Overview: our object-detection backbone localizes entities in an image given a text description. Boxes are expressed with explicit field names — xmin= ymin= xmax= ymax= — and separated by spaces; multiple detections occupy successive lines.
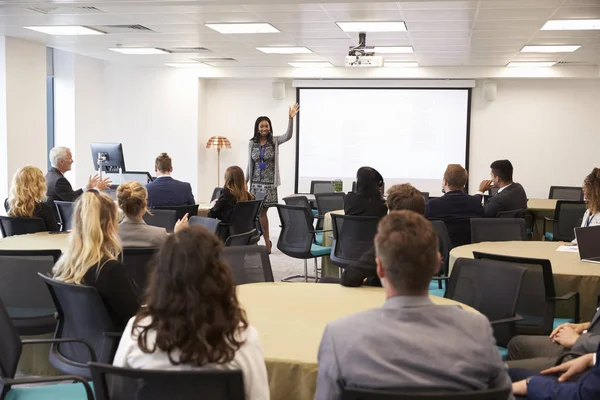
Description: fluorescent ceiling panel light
xmin=336 ymin=22 xmax=407 ymax=32
xmin=24 ymin=25 xmax=104 ymax=35
xmin=256 ymin=46 xmax=312 ymax=54
xmin=507 ymin=61 xmax=556 ymax=67
xmin=542 ymin=19 xmax=600 ymax=31
xmin=205 ymin=23 xmax=279 ymax=34
xmin=288 ymin=62 xmax=334 ymax=68
xmin=165 ymin=62 xmax=211 ymax=68
xmin=109 ymin=47 xmax=168 ymax=55
xmin=521 ymin=45 xmax=580 ymax=53
xmin=374 ymin=46 xmax=413 ymax=54
xmin=385 ymin=62 xmax=419 ymax=68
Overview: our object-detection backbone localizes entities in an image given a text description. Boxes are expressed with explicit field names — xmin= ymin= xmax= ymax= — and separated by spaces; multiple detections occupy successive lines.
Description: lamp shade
xmin=206 ymin=136 xmax=232 ymax=149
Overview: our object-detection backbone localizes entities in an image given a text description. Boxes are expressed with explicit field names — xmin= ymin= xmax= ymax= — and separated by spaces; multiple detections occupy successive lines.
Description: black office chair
xmin=189 ymin=216 xmax=221 ymax=234
xmin=314 ymin=192 xmax=345 ymax=230
xmin=90 ymin=363 xmax=244 ymax=400
xmin=222 ymin=200 xmax=263 ymax=245
xmin=0 ymin=249 xmax=60 ymax=336
xmin=310 ymin=180 xmax=335 ymax=194
xmin=121 ymin=247 xmax=158 ymax=299
xmin=222 ymin=245 xmax=274 ymax=284
xmin=224 ymin=229 xmax=256 ymax=247
xmin=0 ymin=216 xmax=46 ymax=237
xmin=330 ymin=214 xmax=379 ymax=269
xmin=543 ymin=200 xmax=587 ymax=242
xmin=38 ymin=274 xmax=121 ymax=379
xmin=153 ymin=204 xmax=199 ymax=222
xmin=473 ymin=252 xmax=580 ymax=335
xmin=430 ymin=221 xmax=452 ymax=291
xmin=436 ymin=218 xmax=471 ymax=248
xmin=210 ymin=187 xmax=224 ymax=202
xmin=342 ymin=387 xmax=511 ymax=400
xmin=421 ymin=191 xmax=430 ymax=203
xmin=0 ymin=297 xmax=95 ymax=400
xmin=470 ymin=218 xmax=527 ymax=243
xmin=55 ymin=201 xmax=74 ymax=231
xmin=143 ymin=209 xmax=177 ymax=233
xmin=352 ymin=181 xmax=385 ymax=194
xmin=549 ymin=186 xmax=584 ymax=201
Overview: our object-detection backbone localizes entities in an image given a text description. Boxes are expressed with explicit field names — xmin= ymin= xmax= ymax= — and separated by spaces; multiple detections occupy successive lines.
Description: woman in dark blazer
xmin=344 ymin=167 xmax=387 ymax=218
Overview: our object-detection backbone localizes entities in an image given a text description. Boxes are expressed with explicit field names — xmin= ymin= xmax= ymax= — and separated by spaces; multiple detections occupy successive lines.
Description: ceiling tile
xmin=561 ymin=0 xmax=600 ymax=5
xmin=552 ymin=7 xmax=600 ymax=19
xmin=478 ymin=0 xmax=562 ymax=7
xmin=471 ymin=38 xmax=529 ymax=47
xmin=403 ymin=9 xmax=476 ymax=21
xmin=409 ymin=30 xmax=471 ymax=39
xmin=326 ymin=10 xmax=403 ymax=22
xmin=187 ymin=12 xmax=263 ymax=23
xmin=254 ymin=11 xmax=332 ymax=23
xmin=321 ymin=3 xmax=399 ymax=11
xmin=295 ymin=38 xmax=355 ymax=47
xmin=406 ymin=21 xmax=473 ymax=31
xmin=471 ymin=29 xmax=536 ymax=39
xmin=399 ymin=2 xmax=477 ymax=10
xmin=476 ymin=8 xmax=556 ymax=21
xmin=272 ymin=22 xmax=341 ymax=32
xmin=290 ymin=30 xmax=350 ymax=39
xmin=526 ymin=37 xmax=592 ymax=45
xmin=244 ymin=4 xmax=323 ymax=12
xmin=473 ymin=20 xmax=545 ymax=30
xmin=413 ymin=45 xmax=469 ymax=53
xmin=410 ymin=37 xmax=471 ymax=46
xmin=346 ymin=32 xmax=409 ymax=41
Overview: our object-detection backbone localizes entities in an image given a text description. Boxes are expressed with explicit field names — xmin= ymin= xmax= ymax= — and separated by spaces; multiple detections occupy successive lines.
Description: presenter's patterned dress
xmin=250 ymin=142 xmax=277 ymax=207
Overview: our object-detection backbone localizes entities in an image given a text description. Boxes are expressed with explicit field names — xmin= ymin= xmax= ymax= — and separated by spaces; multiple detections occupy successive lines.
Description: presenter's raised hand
xmin=96 ymin=177 xmax=112 ymax=191
xmin=289 ymin=103 xmax=299 ymax=120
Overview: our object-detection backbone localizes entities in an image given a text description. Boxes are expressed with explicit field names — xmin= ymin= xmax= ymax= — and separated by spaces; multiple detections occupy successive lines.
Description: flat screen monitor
xmin=90 ymin=142 xmax=126 ymax=173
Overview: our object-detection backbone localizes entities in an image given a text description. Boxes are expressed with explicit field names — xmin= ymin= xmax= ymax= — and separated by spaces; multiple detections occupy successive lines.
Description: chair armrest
xmin=543 ymin=217 xmax=555 ymax=235
xmin=550 ymin=292 xmax=580 ymax=323
xmin=490 ymin=315 xmax=524 ymax=326
xmin=431 ymin=276 xmax=449 ymax=281
xmin=1 ymin=376 xmax=94 ymax=399
xmin=309 ymin=229 xmax=333 ymax=234
xmin=219 ymin=222 xmax=232 ymax=227
xmin=22 ymin=338 xmax=97 ymax=362
xmin=103 ymin=331 xmax=123 ymax=338
xmin=556 ymin=352 xmax=585 ymax=365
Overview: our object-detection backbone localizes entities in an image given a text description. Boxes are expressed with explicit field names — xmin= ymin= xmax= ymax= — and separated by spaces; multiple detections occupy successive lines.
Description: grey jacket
xmin=118 ymin=217 xmax=167 ymax=248
xmin=315 ymin=296 xmax=513 ymax=400
xmin=573 ymin=306 xmax=600 ymax=354
xmin=246 ymin=119 xmax=293 ymax=188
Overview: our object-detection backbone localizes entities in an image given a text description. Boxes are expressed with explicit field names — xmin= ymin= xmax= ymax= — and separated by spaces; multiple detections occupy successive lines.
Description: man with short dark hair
xmin=315 ymin=211 xmax=513 ymax=399
xmin=145 ymin=153 xmax=195 ymax=207
xmin=476 ymin=159 xmax=527 ymax=217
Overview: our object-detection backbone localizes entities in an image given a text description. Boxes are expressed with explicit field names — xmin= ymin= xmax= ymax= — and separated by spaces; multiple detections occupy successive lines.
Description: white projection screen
xmin=296 ymin=88 xmax=471 ymax=196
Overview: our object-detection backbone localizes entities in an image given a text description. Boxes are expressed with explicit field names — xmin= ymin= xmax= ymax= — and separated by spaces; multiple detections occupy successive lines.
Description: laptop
xmin=575 ymin=225 xmax=600 ymax=263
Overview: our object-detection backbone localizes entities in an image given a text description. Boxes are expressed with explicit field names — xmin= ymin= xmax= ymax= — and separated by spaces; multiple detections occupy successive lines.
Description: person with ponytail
xmin=580 ymin=168 xmax=600 ymax=229
xmin=52 ymin=190 xmax=139 ymax=329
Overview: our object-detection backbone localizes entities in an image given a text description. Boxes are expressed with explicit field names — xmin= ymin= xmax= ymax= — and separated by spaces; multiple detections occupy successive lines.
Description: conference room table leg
xmin=320 ymin=212 xmax=341 ymax=278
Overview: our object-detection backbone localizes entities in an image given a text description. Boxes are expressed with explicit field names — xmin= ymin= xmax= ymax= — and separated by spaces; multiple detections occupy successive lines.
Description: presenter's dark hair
xmin=490 ymin=159 xmax=514 ymax=183
xmin=252 ymin=116 xmax=273 ymax=143
xmin=356 ymin=167 xmax=384 ymax=199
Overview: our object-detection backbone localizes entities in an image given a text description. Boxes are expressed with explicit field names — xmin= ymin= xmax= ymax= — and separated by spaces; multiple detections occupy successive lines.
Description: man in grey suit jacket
xmin=474 ymin=159 xmax=528 ymax=218
xmin=315 ymin=211 xmax=513 ymax=399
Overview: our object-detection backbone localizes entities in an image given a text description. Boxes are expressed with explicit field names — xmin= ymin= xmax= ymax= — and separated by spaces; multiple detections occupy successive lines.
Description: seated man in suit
xmin=315 ymin=211 xmax=513 ymax=399
xmin=340 ymin=183 xmax=425 ymax=287
xmin=476 ymin=159 xmax=528 ymax=218
xmin=145 ymin=153 xmax=195 ymax=207
xmin=46 ymin=146 xmax=110 ymax=203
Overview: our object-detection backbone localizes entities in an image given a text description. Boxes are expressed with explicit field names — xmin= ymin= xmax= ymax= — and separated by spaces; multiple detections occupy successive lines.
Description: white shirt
xmin=113 ymin=316 xmax=270 ymax=400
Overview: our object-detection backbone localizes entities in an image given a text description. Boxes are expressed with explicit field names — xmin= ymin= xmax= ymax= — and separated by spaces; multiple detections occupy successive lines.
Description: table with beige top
xmin=449 ymin=241 xmax=600 ymax=321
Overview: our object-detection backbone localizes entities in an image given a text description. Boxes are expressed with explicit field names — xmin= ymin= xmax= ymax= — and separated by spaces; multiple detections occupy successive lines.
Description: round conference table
xmin=449 ymin=241 xmax=600 ymax=320
xmin=236 ymin=282 xmax=476 ymax=400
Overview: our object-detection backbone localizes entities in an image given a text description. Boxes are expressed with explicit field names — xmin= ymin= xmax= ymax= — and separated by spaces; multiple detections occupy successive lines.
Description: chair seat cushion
xmin=545 ymin=232 xmax=554 ymax=241
xmin=7 ymin=307 xmax=55 ymax=319
xmin=310 ymin=244 xmax=331 ymax=257
xmin=314 ymin=232 xmax=323 ymax=245
xmin=6 ymin=382 xmax=93 ymax=400
xmin=497 ymin=347 xmax=508 ymax=360
xmin=553 ymin=318 xmax=575 ymax=330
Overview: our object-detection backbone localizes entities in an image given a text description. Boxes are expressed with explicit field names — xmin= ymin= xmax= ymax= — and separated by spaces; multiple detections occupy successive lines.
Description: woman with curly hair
xmin=5 ymin=165 xmax=58 ymax=231
xmin=580 ymin=167 xmax=600 ymax=228
xmin=113 ymin=226 xmax=269 ymax=399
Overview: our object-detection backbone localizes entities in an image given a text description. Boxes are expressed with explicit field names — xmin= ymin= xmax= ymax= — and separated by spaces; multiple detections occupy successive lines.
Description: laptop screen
xmin=575 ymin=225 xmax=600 ymax=260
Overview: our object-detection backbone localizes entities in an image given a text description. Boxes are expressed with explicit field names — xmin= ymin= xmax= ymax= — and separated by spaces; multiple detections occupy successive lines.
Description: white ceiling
xmin=0 ymin=0 xmax=599 ymax=69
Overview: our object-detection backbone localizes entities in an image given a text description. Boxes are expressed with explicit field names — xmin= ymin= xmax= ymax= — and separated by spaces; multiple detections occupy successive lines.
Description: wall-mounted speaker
xmin=482 ymin=81 xmax=497 ymax=102
xmin=272 ymin=81 xmax=286 ymax=100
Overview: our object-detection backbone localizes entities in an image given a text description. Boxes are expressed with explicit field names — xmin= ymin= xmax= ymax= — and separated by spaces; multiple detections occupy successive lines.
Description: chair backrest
xmin=330 ymin=214 xmax=379 ymax=267
xmin=446 ymin=258 xmax=526 ymax=347
xmin=470 ymin=218 xmax=527 ymax=243
xmin=341 ymin=387 xmax=511 ymax=400
xmin=473 ymin=252 xmax=557 ymax=335
xmin=228 ymin=200 xmax=263 ymax=237
xmin=0 ymin=297 xmax=24 ymax=383
xmin=276 ymin=204 xmax=314 ymax=258
xmin=210 ymin=187 xmax=224 ymax=202
xmin=283 ymin=195 xmax=312 ymax=213
xmin=429 ymin=221 xmax=452 ymax=277
xmin=314 ymin=193 xmax=345 ymax=216
xmin=549 ymin=186 xmax=584 ymax=201
xmin=153 ymin=204 xmax=199 ymax=222
xmin=496 ymin=209 xmax=525 ymax=218
xmin=90 ymin=362 xmax=245 ymax=400
xmin=224 ymin=229 xmax=256 ymax=247
xmin=0 ymin=216 xmax=46 ymax=237
xmin=55 ymin=201 xmax=74 ymax=231
xmin=221 ymin=245 xmax=274 ymax=284
xmin=122 ymin=247 xmax=158 ymax=299
xmin=38 ymin=274 xmax=117 ymax=378
xmin=0 ymin=249 xmax=60 ymax=336
xmin=421 ymin=192 xmax=430 ymax=203
xmin=310 ymin=180 xmax=335 ymax=194
xmin=189 ymin=216 xmax=221 ymax=234
xmin=436 ymin=218 xmax=471 ymax=248
xmin=553 ymin=200 xmax=587 ymax=242
xmin=143 ymin=209 xmax=177 ymax=233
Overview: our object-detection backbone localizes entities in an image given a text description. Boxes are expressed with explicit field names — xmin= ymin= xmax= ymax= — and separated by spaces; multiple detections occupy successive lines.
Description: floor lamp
xmin=206 ymin=136 xmax=231 ymax=186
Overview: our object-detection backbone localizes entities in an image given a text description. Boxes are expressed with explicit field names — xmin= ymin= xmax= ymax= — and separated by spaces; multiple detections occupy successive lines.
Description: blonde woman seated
xmin=53 ymin=191 xmax=139 ymax=329
xmin=113 ymin=226 xmax=269 ymax=400
xmin=4 ymin=165 xmax=59 ymax=231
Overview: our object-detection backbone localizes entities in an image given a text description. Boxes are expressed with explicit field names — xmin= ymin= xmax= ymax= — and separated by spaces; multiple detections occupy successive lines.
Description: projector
xmin=345 ymin=55 xmax=384 ymax=68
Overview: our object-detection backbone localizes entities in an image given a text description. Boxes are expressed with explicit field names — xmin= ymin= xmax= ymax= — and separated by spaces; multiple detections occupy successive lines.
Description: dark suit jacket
xmin=3 ymin=199 xmax=59 ymax=232
xmin=426 ymin=190 xmax=484 ymax=220
xmin=45 ymin=167 xmax=82 ymax=202
xmin=340 ymin=246 xmax=381 ymax=287
xmin=344 ymin=192 xmax=387 ymax=218
xmin=474 ymin=183 xmax=528 ymax=218
xmin=145 ymin=176 xmax=195 ymax=208
xmin=207 ymin=188 xmax=236 ymax=223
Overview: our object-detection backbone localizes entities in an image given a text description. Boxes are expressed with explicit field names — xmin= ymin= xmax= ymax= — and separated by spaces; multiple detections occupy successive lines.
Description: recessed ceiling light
xmin=165 ymin=62 xmax=211 ymax=68
xmin=109 ymin=47 xmax=169 ymax=55
xmin=374 ymin=46 xmax=413 ymax=54
xmin=288 ymin=62 xmax=334 ymax=68
xmin=385 ymin=62 xmax=419 ymax=68
xmin=336 ymin=22 xmax=407 ymax=33
xmin=507 ymin=61 xmax=556 ymax=67
xmin=256 ymin=47 xmax=312 ymax=54
xmin=24 ymin=25 xmax=104 ymax=35
xmin=542 ymin=19 xmax=600 ymax=31
xmin=521 ymin=45 xmax=580 ymax=53
xmin=205 ymin=23 xmax=280 ymax=34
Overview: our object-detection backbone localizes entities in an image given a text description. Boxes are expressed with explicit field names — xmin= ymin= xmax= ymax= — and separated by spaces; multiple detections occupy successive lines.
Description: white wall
xmin=469 ymin=79 xmax=600 ymax=198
